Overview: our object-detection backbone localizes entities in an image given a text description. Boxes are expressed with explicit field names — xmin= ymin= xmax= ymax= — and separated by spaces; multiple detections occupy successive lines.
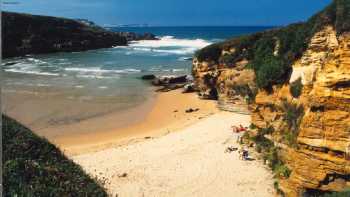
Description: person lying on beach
xmin=225 ymin=146 xmax=238 ymax=153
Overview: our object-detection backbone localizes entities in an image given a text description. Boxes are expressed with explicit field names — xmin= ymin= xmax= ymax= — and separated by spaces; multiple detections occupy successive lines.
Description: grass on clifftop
xmin=3 ymin=115 xmax=107 ymax=197
xmin=195 ymin=0 xmax=350 ymax=90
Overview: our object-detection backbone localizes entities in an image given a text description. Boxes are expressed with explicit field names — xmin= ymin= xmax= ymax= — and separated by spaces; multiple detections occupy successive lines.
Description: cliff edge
xmin=2 ymin=12 xmax=128 ymax=58
xmin=192 ymin=0 xmax=350 ymax=196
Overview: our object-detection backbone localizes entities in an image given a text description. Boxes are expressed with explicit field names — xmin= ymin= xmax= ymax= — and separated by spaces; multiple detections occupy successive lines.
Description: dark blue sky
xmin=3 ymin=0 xmax=332 ymax=26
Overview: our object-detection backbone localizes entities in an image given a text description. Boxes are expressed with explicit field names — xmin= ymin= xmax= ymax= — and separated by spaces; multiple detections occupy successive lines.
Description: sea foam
xmin=127 ymin=36 xmax=212 ymax=55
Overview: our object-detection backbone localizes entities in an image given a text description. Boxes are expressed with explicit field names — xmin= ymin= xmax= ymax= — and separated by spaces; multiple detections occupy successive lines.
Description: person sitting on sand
xmin=239 ymin=124 xmax=247 ymax=132
xmin=243 ymin=149 xmax=249 ymax=160
xmin=225 ymin=146 xmax=238 ymax=153
xmin=239 ymin=147 xmax=249 ymax=160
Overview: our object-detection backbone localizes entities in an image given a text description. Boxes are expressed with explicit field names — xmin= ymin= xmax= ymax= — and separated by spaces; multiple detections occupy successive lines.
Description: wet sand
xmin=3 ymin=88 xmax=218 ymax=156
xmin=56 ymin=89 xmax=218 ymax=156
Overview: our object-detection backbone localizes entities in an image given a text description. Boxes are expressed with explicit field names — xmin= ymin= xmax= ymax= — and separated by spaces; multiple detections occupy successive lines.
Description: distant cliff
xmin=192 ymin=0 xmax=350 ymax=196
xmin=2 ymin=12 xmax=128 ymax=58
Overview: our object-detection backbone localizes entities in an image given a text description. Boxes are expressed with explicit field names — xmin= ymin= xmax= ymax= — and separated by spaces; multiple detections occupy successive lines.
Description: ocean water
xmin=2 ymin=26 xmax=272 ymax=110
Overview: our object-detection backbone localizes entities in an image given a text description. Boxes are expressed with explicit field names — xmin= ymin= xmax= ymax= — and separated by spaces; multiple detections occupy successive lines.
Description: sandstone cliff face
xmin=192 ymin=58 xmax=255 ymax=113
xmin=253 ymin=26 xmax=350 ymax=196
xmin=192 ymin=2 xmax=350 ymax=196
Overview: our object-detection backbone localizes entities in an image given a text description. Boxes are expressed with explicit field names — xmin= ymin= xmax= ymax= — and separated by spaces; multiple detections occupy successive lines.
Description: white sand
xmin=72 ymin=112 xmax=274 ymax=197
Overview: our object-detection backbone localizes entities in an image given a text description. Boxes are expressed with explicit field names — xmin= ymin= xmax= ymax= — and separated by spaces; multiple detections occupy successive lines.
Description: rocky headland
xmin=2 ymin=12 xmax=157 ymax=58
xmin=192 ymin=0 xmax=350 ymax=196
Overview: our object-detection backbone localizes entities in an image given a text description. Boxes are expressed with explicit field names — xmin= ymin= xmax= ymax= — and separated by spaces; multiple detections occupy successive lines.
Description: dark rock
xmin=185 ymin=108 xmax=199 ymax=113
xmin=141 ymin=74 xmax=156 ymax=80
xmin=118 ymin=173 xmax=128 ymax=178
xmin=149 ymin=75 xmax=193 ymax=92
xmin=185 ymin=108 xmax=195 ymax=113
xmin=168 ymin=75 xmax=188 ymax=84
xmin=156 ymin=84 xmax=185 ymax=92
xmin=151 ymin=75 xmax=188 ymax=86
xmin=151 ymin=78 xmax=162 ymax=86
xmin=199 ymin=88 xmax=218 ymax=100
xmin=116 ymin=32 xmax=158 ymax=41
xmin=2 ymin=12 xmax=128 ymax=58
xmin=182 ymin=83 xmax=196 ymax=93
xmin=140 ymin=32 xmax=158 ymax=40
xmin=2 ymin=61 xmax=18 ymax=66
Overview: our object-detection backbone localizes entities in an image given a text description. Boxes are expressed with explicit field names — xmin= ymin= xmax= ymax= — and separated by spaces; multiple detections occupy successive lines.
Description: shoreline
xmin=55 ymin=89 xmax=218 ymax=156
xmin=3 ymin=88 xmax=218 ymax=156
xmin=4 ymin=86 xmax=275 ymax=196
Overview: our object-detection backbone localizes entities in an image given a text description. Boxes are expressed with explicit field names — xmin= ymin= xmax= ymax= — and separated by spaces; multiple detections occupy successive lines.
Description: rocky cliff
xmin=192 ymin=0 xmax=350 ymax=196
xmin=2 ymin=12 xmax=129 ymax=58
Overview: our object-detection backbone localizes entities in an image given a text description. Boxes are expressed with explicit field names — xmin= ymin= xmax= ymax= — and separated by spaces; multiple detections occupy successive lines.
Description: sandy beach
xmin=4 ymin=87 xmax=275 ymax=196
xmin=56 ymin=89 xmax=218 ymax=155
xmin=73 ymin=111 xmax=274 ymax=197
xmin=3 ymin=88 xmax=218 ymax=155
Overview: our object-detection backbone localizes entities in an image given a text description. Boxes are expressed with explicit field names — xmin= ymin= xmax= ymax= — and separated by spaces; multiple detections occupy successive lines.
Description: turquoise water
xmin=3 ymin=26 xmax=272 ymax=109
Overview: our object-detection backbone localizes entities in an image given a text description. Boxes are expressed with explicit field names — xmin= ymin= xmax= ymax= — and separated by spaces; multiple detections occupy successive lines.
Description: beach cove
xmin=2 ymin=25 xmax=277 ymax=196
xmin=70 ymin=90 xmax=275 ymax=197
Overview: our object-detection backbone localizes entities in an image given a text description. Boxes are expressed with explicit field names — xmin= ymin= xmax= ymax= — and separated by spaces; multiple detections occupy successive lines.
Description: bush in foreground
xmin=3 ymin=115 xmax=107 ymax=197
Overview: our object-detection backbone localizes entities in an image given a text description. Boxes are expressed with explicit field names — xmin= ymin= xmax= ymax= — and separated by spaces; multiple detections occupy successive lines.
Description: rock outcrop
xmin=148 ymin=75 xmax=193 ymax=92
xmin=192 ymin=0 xmax=350 ymax=196
xmin=2 ymin=12 xmax=156 ymax=58
xmin=116 ymin=32 xmax=158 ymax=41
xmin=2 ymin=12 xmax=128 ymax=58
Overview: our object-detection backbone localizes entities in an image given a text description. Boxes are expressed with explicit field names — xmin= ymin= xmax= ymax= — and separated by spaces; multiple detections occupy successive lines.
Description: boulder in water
xmin=141 ymin=74 xmax=156 ymax=80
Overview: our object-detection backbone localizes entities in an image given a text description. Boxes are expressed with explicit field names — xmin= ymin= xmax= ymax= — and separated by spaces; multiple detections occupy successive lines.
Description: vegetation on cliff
xmin=195 ymin=0 xmax=350 ymax=90
xmin=2 ymin=12 xmax=128 ymax=58
xmin=193 ymin=0 xmax=350 ymax=195
xmin=3 ymin=115 xmax=107 ymax=196
xmin=289 ymin=78 xmax=303 ymax=98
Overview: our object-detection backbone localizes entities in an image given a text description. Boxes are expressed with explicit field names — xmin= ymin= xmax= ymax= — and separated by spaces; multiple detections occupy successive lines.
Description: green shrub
xmin=249 ymin=123 xmax=257 ymax=130
xmin=252 ymin=133 xmax=274 ymax=151
xmin=220 ymin=54 xmax=236 ymax=66
xmin=264 ymin=146 xmax=280 ymax=169
xmin=195 ymin=0 xmax=350 ymax=91
xmin=3 ymin=115 xmax=107 ymax=196
xmin=259 ymin=126 xmax=275 ymax=135
xmin=195 ymin=43 xmax=222 ymax=62
xmin=283 ymin=130 xmax=299 ymax=148
xmin=274 ymin=164 xmax=292 ymax=179
xmin=322 ymin=188 xmax=350 ymax=197
xmin=232 ymin=84 xmax=257 ymax=104
xmin=290 ymin=78 xmax=303 ymax=98
xmin=281 ymin=99 xmax=304 ymax=132
xmin=274 ymin=181 xmax=285 ymax=196
xmin=280 ymin=100 xmax=304 ymax=148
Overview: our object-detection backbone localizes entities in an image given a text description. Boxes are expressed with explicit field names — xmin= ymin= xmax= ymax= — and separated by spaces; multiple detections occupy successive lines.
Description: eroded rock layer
xmin=192 ymin=1 xmax=350 ymax=196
